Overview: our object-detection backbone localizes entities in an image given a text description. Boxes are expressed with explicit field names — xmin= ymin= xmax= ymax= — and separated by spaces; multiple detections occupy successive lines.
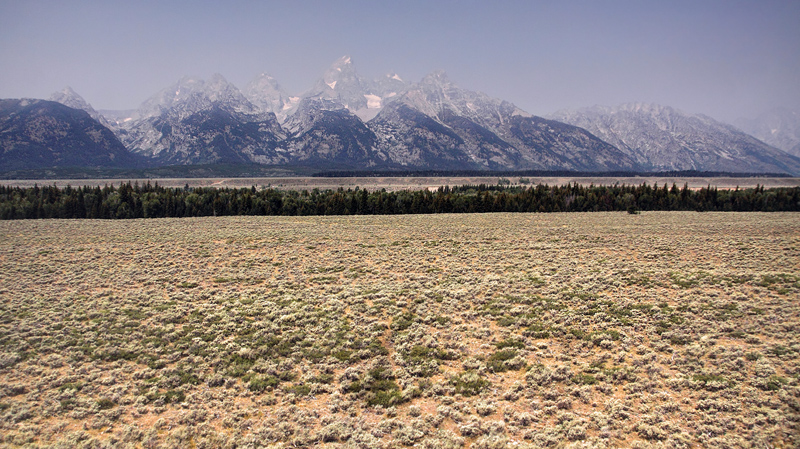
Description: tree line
xmin=0 ymin=182 xmax=798 ymax=220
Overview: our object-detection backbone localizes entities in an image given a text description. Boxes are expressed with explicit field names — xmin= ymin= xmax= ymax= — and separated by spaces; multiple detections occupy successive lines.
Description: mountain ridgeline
xmin=2 ymin=56 xmax=800 ymax=175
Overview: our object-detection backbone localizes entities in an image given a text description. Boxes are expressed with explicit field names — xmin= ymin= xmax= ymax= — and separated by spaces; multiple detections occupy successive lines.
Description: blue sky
xmin=1 ymin=0 xmax=798 ymax=122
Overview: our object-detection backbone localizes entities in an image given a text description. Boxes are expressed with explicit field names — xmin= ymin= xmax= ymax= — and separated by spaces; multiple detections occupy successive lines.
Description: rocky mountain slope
xmin=734 ymin=108 xmax=800 ymax=158
xmin=6 ymin=57 xmax=799 ymax=174
xmin=242 ymin=73 xmax=300 ymax=123
xmin=300 ymin=56 xmax=408 ymax=122
xmin=550 ymin=104 xmax=800 ymax=174
xmin=0 ymin=99 xmax=142 ymax=170
xmin=280 ymin=98 xmax=382 ymax=168
xmin=49 ymin=87 xmax=111 ymax=127
xmin=111 ymin=74 xmax=287 ymax=165
xmin=369 ymin=71 xmax=637 ymax=170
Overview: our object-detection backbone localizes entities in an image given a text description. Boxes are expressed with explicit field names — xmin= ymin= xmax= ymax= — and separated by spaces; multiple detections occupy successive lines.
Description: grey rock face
xmin=114 ymin=74 xmax=287 ymax=165
xmin=734 ymin=108 xmax=800 ymax=158
xmin=0 ymin=99 xmax=141 ymax=170
xmin=281 ymin=98 xmax=381 ymax=168
xmin=243 ymin=73 xmax=300 ymax=123
xmin=368 ymin=71 xmax=637 ymax=170
xmin=302 ymin=56 xmax=410 ymax=122
xmin=550 ymin=104 xmax=800 ymax=175
xmin=26 ymin=57 xmax=796 ymax=173
xmin=49 ymin=87 xmax=111 ymax=128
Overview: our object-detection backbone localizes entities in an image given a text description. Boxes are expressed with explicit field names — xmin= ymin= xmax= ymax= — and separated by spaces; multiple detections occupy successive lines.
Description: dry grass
xmin=0 ymin=212 xmax=798 ymax=448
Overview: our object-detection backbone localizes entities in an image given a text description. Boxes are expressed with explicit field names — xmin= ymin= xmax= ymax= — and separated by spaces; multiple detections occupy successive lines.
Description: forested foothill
xmin=1 ymin=182 xmax=798 ymax=220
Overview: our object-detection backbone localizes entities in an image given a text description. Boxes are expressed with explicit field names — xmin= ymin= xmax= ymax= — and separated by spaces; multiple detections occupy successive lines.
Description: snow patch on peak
xmin=364 ymin=94 xmax=381 ymax=109
xmin=391 ymin=74 xmax=402 ymax=82
xmin=326 ymin=80 xmax=337 ymax=90
xmin=331 ymin=55 xmax=352 ymax=67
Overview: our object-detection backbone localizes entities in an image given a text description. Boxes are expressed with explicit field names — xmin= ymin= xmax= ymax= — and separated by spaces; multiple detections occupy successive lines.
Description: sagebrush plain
xmin=1 ymin=212 xmax=798 ymax=448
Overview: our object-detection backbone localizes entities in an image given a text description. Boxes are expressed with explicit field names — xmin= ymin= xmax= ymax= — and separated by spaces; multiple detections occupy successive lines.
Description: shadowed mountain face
xmin=49 ymin=87 xmax=111 ymax=127
xmin=90 ymin=64 xmax=638 ymax=171
xmin=10 ymin=57 xmax=800 ymax=174
xmin=110 ymin=75 xmax=288 ymax=165
xmin=0 ymin=99 xmax=143 ymax=170
xmin=280 ymin=98 xmax=382 ymax=168
xmin=368 ymin=71 xmax=638 ymax=171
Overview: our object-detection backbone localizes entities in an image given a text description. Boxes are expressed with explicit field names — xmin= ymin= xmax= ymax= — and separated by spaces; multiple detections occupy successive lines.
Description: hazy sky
xmin=1 ymin=0 xmax=798 ymax=123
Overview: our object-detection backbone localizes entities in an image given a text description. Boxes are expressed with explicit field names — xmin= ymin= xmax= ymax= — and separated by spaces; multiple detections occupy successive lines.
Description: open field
xmin=1 ymin=212 xmax=799 ymax=448
xmin=2 ymin=176 xmax=799 ymax=191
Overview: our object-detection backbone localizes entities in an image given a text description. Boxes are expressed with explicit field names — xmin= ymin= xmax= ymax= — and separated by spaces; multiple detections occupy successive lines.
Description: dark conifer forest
xmin=0 ymin=182 xmax=798 ymax=220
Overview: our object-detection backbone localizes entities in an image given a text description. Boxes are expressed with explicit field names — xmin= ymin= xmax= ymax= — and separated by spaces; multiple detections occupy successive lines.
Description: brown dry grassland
xmin=0 ymin=212 xmax=798 ymax=448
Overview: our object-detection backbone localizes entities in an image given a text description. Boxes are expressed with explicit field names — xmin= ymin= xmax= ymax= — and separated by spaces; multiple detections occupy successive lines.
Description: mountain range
xmin=549 ymin=104 xmax=800 ymax=175
xmin=734 ymin=108 xmax=800 ymax=159
xmin=2 ymin=56 xmax=800 ymax=175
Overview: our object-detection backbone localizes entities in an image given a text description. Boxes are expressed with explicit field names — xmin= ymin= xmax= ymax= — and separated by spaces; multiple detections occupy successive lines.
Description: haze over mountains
xmin=2 ymin=56 xmax=800 ymax=175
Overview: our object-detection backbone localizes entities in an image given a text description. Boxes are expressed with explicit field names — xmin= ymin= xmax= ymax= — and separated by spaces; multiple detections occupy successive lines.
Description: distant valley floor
xmin=3 ymin=176 xmax=799 ymax=191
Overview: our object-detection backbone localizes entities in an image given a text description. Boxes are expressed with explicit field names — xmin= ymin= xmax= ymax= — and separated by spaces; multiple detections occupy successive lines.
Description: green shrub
xmin=762 ymin=375 xmax=787 ymax=391
xmin=248 ymin=375 xmax=279 ymax=392
xmin=391 ymin=311 xmax=416 ymax=331
xmin=450 ymin=371 xmax=490 ymax=396
xmin=96 ymin=398 xmax=115 ymax=410
xmin=487 ymin=349 xmax=520 ymax=372
xmin=573 ymin=373 xmax=598 ymax=385
xmin=288 ymin=384 xmax=312 ymax=396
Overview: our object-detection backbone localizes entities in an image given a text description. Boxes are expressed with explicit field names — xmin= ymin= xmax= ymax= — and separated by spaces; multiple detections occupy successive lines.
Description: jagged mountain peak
xmin=302 ymin=55 xmax=408 ymax=122
xmin=394 ymin=70 xmax=529 ymax=125
xmin=618 ymin=102 xmax=675 ymax=114
xmin=330 ymin=55 xmax=353 ymax=69
xmin=549 ymin=103 xmax=800 ymax=174
xmin=243 ymin=73 xmax=299 ymax=122
xmin=323 ymin=55 xmax=354 ymax=78
xmin=0 ymin=98 xmax=141 ymax=170
xmin=27 ymin=58 xmax=798 ymax=174
xmin=567 ymin=102 xmax=679 ymax=117
xmin=49 ymin=86 xmax=108 ymax=126
xmin=49 ymin=86 xmax=83 ymax=104
xmin=282 ymin=97 xmax=348 ymax=134
xmin=205 ymin=73 xmax=234 ymax=93
xmin=250 ymin=72 xmax=278 ymax=84
xmin=318 ymin=55 xmax=360 ymax=90
xmin=421 ymin=70 xmax=452 ymax=86
xmin=244 ymin=73 xmax=282 ymax=96
xmin=138 ymin=74 xmax=258 ymax=119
